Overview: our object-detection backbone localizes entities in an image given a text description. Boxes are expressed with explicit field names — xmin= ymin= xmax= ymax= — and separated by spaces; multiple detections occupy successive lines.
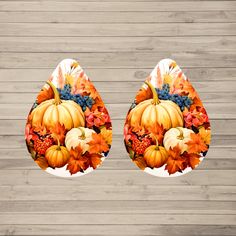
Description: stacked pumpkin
xmin=124 ymin=59 xmax=211 ymax=176
xmin=25 ymin=60 xmax=112 ymax=177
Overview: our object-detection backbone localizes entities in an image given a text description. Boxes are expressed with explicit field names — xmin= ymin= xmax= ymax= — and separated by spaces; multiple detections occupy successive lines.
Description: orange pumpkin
xmin=144 ymin=143 xmax=169 ymax=168
xmin=127 ymin=81 xmax=183 ymax=130
xmin=31 ymin=81 xmax=85 ymax=130
xmin=45 ymin=139 xmax=70 ymax=168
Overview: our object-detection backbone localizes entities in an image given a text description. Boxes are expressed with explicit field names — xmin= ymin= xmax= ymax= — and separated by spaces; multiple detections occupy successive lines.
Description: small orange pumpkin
xmin=144 ymin=142 xmax=169 ymax=168
xmin=31 ymin=81 xmax=85 ymax=130
xmin=45 ymin=139 xmax=70 ymax=168
xmin=127 ymin=81 xmax=183 ymax=130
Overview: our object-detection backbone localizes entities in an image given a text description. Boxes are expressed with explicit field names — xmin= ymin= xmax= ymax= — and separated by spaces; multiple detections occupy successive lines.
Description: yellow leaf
xmin=199 ymin=127 xmax=211 ymax=145
xmin=100 ymin=127 xmax=112 ymax=146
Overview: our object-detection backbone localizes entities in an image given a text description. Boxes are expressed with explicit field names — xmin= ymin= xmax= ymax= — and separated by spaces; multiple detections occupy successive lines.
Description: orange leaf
xmin=49 ymin=122 xmax=66 ymax=145
xmin=37 ymin=85 xmax=54 ymax=104
xmin=186 ymin=133 xmax=208 ymax=154
xmin=165 ymin=145 xmax=185 ymax=175
xmin=133 ymin=156 xmax=147 ymax=170
xmin=199 ymin=127 xmax=211 ymax=145
xmin=88 ymin=133 xmax=109 ymax=154
xmin=100 ymin=127 xmax=112 ymax=146
xmin=89 ymin=153 xmax=102 ymax=169
xmin=135 ymin=85 xmax=152 ymax=104
xmin=74 ymin=77 xmax=99 ymax=99
xmin=35 ymin=157 xmax=48 ymax=170
xmin=184 ymin=152 xmax=201 ymax=169
xmin=33 ymin=123 xmax=47 ymax=136
xmin=67 ymin=146 xmax=89 ymax=174
xmin=146 ymin=122 xmax=165 ymax=145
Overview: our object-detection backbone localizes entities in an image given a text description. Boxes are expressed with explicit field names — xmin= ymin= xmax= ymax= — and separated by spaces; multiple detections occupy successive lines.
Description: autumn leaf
xmin=165 ymin=145 xmax=185 ymax=175
xmin=186 ymin=133 xmax=208 ymax=154
xmin=172 ymin=77 xmax=197 ymax=99
xmin=49 ymin=122 xmax=66 ymax=145
xmin=91 ymin=96 xmax=104 ymax=111
xmin=100 ymin=127 xmax=112 ymax=146
xmin=74 ymin=77 xmax=99 ymax=99
xmin=37 ymin=84 xmax=54 ymax=104
xmin=67 ymin=146 xmax=89 ymax=174
xmin=183 ymin=152 xmax=201 ymax=169
xmin=135 ymin=85 xmax=152 ymax=104
xmin=35 ymin=157 xmax=48 ymax=170
xmin=131 ymin=123 xmax=147 ymax=136
xmin=88 ymin=133 xmax=109 ymax=154
xmin=199 ymin=127 xmax=211 ymax=145
xmin=133 ymin=156 xmax=147 ymax=170
xmin=89 ymin=153 xmax=102 ymax=169
xmin=33 ymin=123 xmax=47 ymax=136
xmin=146 ymin=122 xmax=165 ymax=145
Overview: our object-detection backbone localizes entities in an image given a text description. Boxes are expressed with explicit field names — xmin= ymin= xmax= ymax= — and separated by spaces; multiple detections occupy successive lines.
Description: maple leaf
xmin=133 ymin=156 xmax=147 ymax=170
xmin=131 ymin=123 xmax=147 ymax=136
xmin=165 ymin=145 xmax=185 ymax=175
xmin=183 ymin=152 xmax=201 ymax=169
xmin=146 ymin=122 xmax=165 ymax=145
xmin=172 ymin=77 xmax=197 ymax=99
xmin=88 ymin=133 xmax=109 ymax=154
xmin=49 ymin=122 xmax=66 ymax=145
xmin=100 ymin=127 xmax=112 ymax=146
xmin=67 ymin=146 xmax=89 ymax=174
xmin=199 ymin=127 xmax=211 ymax=145
xmin=35 ymin=157 xmax=48 ymax=170
xmin=74 ymin=77 xmax=99 ymax=99
xmin=37 ymin=84 xmax=54 ymax=104
xmin=90 ymin=96 xmax=104 ymax=111
xmin=135 ymin=85 xmax=152 ymax=104
xmin=88 ymin=153 xmax=102 ymax=169
xmin=186 ymin=133 xmax=208 ymax=154
xmin=33 ymin=123 xmax=47 ymax=136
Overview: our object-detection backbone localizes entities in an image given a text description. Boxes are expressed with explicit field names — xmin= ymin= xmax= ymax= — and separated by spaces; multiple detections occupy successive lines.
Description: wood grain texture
xmin=0 ymin=0 xmax=236 ymax=235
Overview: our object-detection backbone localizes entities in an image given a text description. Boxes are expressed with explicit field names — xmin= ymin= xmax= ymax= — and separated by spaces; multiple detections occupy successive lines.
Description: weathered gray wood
xmin=0 ymin=170 xmax=235 ymax=186
xmin=1 ymin=36 xmax=236 ymax=52
xmin=0 ymin=52 xmax=236 ymax=68
xmin=0 ymin=225 xmax=235 ymax=236
xmin=1 ymin=11 xmax=236 ymax=23
xmin=0 ymin=200 xmax=235 ymax=214
xmin=0 ymin=185 xmax=236 ymax=201
xmin=0 ymin=213 xmax=236 ymax=225
xmin=1 ymin=1 xmax=236 ymax=12
xmin=1 ymin=23 xmax=235 ymax=37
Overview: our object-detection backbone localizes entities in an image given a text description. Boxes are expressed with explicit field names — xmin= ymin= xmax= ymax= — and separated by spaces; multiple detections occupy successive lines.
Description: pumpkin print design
xmin=25 ymin=59 xmax=112 ymax=177
xmin=124 ymin=59 xmax=211 ymax=177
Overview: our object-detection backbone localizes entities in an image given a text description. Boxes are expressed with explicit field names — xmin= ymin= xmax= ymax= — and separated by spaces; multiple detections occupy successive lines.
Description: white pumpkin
xmin=163 ymin=127 xmax=194 ymax=153
xmin=65 ymin=127 xmax=95 ymax=153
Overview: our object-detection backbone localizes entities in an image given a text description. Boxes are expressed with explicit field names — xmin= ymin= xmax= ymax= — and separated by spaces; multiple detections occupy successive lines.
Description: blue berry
xmin=155 ymin=83 xmax=192 ymax=111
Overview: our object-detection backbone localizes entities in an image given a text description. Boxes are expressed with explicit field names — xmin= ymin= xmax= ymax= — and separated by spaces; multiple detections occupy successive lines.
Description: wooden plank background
xmin=0 ymin=0 xmax=236 ymax=235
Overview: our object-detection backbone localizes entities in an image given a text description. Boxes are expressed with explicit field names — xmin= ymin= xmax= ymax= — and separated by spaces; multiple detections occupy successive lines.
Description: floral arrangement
xmin=124 ymin=59 xmax=211 ymax=177
xmin=25 ymin=59 xmax=112 ymax=177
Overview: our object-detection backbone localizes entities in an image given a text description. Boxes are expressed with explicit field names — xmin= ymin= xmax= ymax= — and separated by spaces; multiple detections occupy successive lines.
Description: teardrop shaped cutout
xmin=25 ymin=59 xmax=112 ymax=178
xmin=124 ymin=59 xmax=211 ymax=177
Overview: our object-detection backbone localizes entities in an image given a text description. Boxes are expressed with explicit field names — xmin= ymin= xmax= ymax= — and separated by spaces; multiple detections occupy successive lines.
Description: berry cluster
xmin=156 ymin=84 xmax=192 ymax=111
xmin=34 ymin=136 xmax=54 ymax=155
xmin=132 ymin=136 xmax=152 ymax=155
xmin=57 ymin=84 xmax=94 ymax=111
